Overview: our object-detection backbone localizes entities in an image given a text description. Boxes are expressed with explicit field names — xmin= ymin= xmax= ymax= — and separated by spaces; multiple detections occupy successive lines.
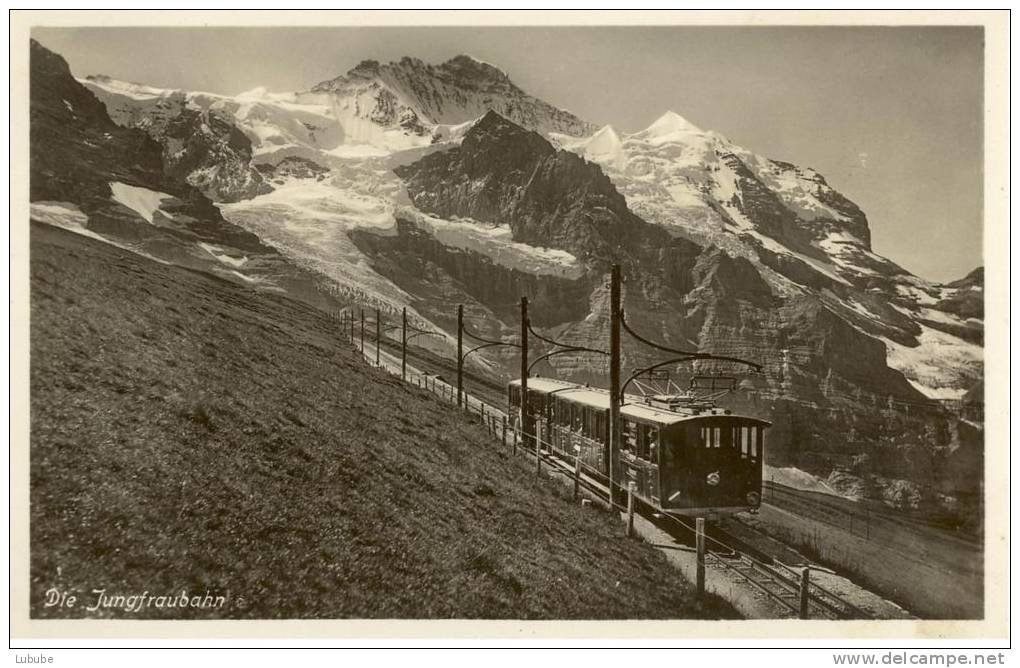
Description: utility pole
xmin=375 ymin=307 xmax=381 ymax=367
xmin=457 ymin=304 xmax=464 ymax=408
xmin=401 ymin=307 xmax=407 ymax=382
xmin=360 ymin=308 xmax=364 ymax=354
xmin=609 ymin=264 xmax=621 ymax=507
xmin=520 ymin=296 xmax=530 ymax=451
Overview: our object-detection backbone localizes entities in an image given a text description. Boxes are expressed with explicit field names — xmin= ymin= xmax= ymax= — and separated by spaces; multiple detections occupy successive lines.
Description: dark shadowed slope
xmin=29 ymin=223 xmax=735 ymax=620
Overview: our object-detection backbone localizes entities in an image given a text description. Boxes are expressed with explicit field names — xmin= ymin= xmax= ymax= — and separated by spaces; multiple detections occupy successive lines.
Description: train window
xmin=595 ymin=411 xmax=606 ymax=441
xmin=713 ymin=427 xmax=721 ymax=448
xmin=636 ymin=424 xmax=648 ymax=460
xmin=750 ymin=427 xmax=758 ymax=459
xmin=740 ymin=427 xmax=749 ymax=457
xmin=622 ymin=420 xmax=637 ymax=453
xmin=648 ymin=427 xmax=660 ymax=463
xmin=529 ymin=393 xmax=543 ymax=415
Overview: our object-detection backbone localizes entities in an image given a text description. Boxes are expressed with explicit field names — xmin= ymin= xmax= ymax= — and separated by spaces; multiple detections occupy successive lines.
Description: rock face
xmin=82 ymin=76 xmax=271 ymax=202
xmin=156 ymin=107 xmax=271 ymax=202
xmin=396 ymin=112 xmax=675 ymax=270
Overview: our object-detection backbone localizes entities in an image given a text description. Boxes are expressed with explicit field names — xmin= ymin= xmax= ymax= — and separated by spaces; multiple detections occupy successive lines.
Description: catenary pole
xmin=457 ymin=304 xmax=464 ymax=408
xmin=520 ymin=296 xmax=530 ymax=451
xmin=609 ymin=264 xmax=621 ymax=507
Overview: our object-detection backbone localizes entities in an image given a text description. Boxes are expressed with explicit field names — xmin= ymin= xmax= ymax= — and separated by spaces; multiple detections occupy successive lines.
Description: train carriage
xmin=508 ymin=377 xmax=768 ymax=517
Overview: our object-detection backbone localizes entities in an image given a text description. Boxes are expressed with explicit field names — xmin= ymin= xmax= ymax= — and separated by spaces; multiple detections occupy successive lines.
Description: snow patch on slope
xmin=882 ymin=324 xmax=982 ymax=400
xmin=109 ymin=182 xmax=173 ymax=224
xmin=30 ymin=201 xmax=169 ymax=264
xmin=764 ymin=464 xmax=850 ymax=499
xmin=744 ymin=229 xmax=852 ymax=286
xmin=199 ymin=242 xmax=248 ymax=268
xmin=398 ymin=206 xmax=585 ymax=279
xmin=31 ymin=201 xmax=91 ymax=231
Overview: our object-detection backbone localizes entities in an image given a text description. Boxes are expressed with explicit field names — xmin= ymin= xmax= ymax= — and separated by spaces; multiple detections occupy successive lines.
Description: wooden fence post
xmin=626 ymin=483 xmax=635 ymax=537
xmin=799 ymin=568 xmax=811 ymax=619
xmin=696 ymin=517 xmax=706 ymax=599
xmin=573 ymin=450 xmax=581 ymax=501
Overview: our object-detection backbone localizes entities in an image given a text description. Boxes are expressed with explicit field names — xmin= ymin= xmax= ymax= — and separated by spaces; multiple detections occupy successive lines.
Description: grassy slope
xmin=29 ymin=223 xmax=735 ymax=620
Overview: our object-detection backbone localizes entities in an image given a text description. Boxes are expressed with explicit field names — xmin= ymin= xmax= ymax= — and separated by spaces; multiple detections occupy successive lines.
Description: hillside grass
xmin=29 ymin=223 xmax=736 ymax=620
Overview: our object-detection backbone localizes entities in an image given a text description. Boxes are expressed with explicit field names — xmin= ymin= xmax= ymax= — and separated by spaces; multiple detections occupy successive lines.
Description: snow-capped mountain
xmin=304 ymin=55 xmax=597 ymax=143
xmin=553 ymin=112 xmax=983 ymax=401
xmin=76 ymin=52 xmax=982 ymax=402
xmin=35 ymin=43 xmax=983 ymax=513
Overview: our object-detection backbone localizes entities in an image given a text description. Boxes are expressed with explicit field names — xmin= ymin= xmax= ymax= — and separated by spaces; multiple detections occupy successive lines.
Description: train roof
xmin=510 ymin=377 xmax=770 ymax=427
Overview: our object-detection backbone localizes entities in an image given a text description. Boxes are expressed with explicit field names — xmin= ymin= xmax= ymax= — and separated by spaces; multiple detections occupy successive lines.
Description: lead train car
xmin=509 ymin=377 xmax=769 ymax=517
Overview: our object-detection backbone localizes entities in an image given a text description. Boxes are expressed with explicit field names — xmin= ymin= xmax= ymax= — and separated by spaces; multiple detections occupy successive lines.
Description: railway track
xmin=354 ymin=337 xmax=872 ymax=620
xmin=532 ymin=446 xmax=870 ymax=620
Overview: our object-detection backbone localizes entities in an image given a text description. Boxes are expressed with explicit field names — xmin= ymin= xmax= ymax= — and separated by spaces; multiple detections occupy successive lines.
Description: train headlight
xmin=706 ymin=471 xmax=720 ymax=486
xmin=746 ymin=491 xmax=761 ymax=508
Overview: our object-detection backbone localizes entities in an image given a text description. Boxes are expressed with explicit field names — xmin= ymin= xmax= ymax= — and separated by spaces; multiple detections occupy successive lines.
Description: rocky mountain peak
xmin=305 ymin=54 xmax=596 ymax=138
xmin=439 ymin=54 xmax=510 ymax=82
xmin=461 ymin=110 xmax=555 ymax=158
xmin=949 ymin=266 xmax=983 ymax=289
xmin=342 ymin=59 xmax=383 ymax=80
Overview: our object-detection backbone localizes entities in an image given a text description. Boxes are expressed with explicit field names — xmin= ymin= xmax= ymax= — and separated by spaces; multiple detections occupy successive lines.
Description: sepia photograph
xmin=8 ymin=9 xmax=1010 ymax=649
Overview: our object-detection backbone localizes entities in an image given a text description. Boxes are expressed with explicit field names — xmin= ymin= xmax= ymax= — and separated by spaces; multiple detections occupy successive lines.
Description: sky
xmin=33 ymin=26 xmax=984 ymax=282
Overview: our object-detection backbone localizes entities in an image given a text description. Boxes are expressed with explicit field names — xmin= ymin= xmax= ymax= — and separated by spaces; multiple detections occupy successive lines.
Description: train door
xmin=657 ymin=425 xmax=687 ymax=509
xmin=690 ymin=423 xmax=723 ymax=508
xmin=692 ymin=420 xmax=747 ymax=508
xmin=738 ymin=423 xmax=764 ymax=504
